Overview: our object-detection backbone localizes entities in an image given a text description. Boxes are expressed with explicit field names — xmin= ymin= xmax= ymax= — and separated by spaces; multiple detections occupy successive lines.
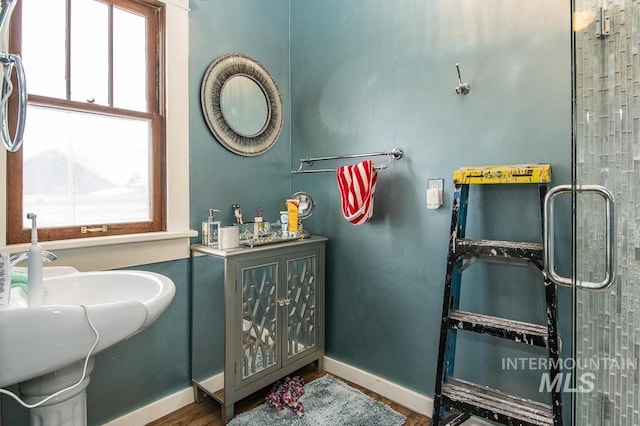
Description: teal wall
xmin=189 ymin=0 xmax=292 ymax=229
xmin=2 ymin=1 xmax=574 ymax=424
xmin=290 ymin=0 xmax=572 ymax=403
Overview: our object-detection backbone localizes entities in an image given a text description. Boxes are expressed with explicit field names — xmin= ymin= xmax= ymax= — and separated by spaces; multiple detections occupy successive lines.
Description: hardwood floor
xmin=146 ymin=365 xmax=431 ymax=425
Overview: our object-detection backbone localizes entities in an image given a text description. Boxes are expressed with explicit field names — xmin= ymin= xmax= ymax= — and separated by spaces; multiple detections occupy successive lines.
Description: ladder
xmin=432 ymin=164 xmax=562 ymax=426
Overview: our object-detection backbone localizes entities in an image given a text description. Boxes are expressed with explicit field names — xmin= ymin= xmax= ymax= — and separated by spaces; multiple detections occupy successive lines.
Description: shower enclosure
xmin=572 ymin=1 xmax=640 ymax=424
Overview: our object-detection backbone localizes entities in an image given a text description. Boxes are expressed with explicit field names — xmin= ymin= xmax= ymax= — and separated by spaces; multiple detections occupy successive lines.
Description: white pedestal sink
xmin=0 ymin=267 xmax=176 ymax=426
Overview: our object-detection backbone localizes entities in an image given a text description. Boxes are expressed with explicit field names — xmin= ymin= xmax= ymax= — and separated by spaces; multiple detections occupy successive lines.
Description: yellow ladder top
xmin=453 ymin=164 xmax=551 ymax=184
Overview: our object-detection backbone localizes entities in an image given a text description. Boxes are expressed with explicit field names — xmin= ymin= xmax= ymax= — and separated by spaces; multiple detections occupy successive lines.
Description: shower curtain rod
xmin=291 ymin=147 xmax=404 ymax=174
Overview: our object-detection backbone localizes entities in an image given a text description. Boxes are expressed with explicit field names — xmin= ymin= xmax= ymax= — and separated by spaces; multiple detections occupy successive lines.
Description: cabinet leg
xmin=314 ymin=357 xmax=324 ymax=373
xmin=193 ymin=385 xmax=206 ymax=403
xmin=222 ymin=402 xmax=235 ymax=424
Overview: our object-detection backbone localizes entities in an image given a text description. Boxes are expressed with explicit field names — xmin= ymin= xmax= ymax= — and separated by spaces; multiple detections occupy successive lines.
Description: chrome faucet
xmin=9 ymin=250 xmax=57 ymax=267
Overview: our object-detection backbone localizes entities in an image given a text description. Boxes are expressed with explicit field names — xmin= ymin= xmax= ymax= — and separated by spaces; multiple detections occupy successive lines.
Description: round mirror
xmin=221 ymin=75 xmax=269 ymax=137
xmin=291 ymin=191 xmax=315 ymax=219
xmin=201 ymin=54 xmax=283 ymax=156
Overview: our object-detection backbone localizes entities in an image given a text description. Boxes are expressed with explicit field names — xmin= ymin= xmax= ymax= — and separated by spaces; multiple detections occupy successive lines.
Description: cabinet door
xmin=285 ymin=251 xmax=320 ymax=361
xmin=236 ymin=258 xmax=280 ymax=387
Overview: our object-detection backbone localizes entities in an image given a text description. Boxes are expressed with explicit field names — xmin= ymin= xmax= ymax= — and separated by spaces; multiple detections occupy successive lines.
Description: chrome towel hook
xmin=454 ymin=63 xmax=471 ymax=95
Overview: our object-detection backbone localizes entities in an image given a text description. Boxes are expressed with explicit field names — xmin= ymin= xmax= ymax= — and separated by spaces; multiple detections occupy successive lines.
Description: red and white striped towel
xmin=336 ymin=160 xmax=378 ymax=225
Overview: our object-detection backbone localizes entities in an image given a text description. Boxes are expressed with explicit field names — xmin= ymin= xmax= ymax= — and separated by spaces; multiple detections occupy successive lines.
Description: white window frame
xmin=0 ymin=0 xmax=195 ymax=271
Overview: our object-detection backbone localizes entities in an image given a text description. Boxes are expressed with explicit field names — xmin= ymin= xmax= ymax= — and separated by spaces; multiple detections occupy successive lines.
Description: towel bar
xmin=291 ymin=147 xmax=403 ymax=174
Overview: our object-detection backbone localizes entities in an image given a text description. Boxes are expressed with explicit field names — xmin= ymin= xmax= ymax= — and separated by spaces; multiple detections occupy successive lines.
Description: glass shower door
xmin=572 ymin=1 xmax=640 ymax=424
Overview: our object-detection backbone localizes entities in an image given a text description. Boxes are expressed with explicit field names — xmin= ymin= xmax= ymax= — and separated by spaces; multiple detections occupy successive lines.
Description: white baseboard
xmin=322 ymin=358 xmax=495 ymax=426
xmin=323 ymin=356 xmax=432 ymax=417
xmin=103 ymin=372 xmax=223 ymax=426
xmin=105 ymin=357 xmax=487 ymax=425
xmin=103 ymin=387 xmax=193 ymax=426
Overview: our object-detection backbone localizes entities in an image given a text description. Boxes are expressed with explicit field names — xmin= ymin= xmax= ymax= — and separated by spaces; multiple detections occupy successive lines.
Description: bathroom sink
xmin=0 ymin=269 xmax=176 ymax=388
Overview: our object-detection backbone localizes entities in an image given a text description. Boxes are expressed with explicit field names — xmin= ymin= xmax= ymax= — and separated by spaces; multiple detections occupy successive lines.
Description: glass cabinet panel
xmin=286 ymin=255 xmax=317 ymax=359
xmin=240 ymin=262 xmax=279 ymax=379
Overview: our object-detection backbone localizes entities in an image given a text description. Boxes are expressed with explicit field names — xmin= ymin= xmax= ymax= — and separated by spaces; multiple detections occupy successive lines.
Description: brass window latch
xmin=80 ymin=225 xmax=108 ymax=234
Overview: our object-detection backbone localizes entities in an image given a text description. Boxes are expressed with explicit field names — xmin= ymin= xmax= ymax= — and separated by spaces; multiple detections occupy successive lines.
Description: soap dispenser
xmin=202 ymin=209 xmax=221 ymax=246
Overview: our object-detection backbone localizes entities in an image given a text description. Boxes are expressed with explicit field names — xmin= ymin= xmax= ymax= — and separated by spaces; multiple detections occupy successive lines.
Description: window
xmin=6 ymin=0 xmax=165 ymax=244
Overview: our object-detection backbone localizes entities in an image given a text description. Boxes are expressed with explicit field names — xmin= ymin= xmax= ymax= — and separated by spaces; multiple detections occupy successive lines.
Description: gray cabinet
xmin=190 ymin=237 xmax=325 ymax=423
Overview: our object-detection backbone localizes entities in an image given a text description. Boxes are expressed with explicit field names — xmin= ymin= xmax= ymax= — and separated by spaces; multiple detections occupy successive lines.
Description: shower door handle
xmin=543 ymin=184 xmax=616 ymax=290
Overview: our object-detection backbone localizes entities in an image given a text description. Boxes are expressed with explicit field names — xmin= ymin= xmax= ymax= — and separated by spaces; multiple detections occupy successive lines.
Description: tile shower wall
xmin=575 ymin=1 xmax=640 ymax=424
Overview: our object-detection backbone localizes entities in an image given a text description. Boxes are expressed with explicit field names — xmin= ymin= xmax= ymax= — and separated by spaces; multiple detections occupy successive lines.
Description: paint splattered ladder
xmin=432 ymin=164 xmax=562 ymax=426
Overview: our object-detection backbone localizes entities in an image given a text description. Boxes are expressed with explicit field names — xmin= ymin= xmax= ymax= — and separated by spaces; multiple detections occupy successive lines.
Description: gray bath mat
xmin=228 ymin=374 xmax=407 ymax=425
